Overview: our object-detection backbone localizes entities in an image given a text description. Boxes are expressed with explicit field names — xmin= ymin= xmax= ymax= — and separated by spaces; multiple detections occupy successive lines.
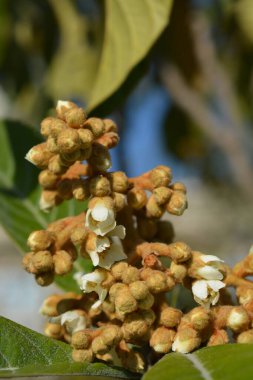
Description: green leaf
xmin=143 ymin=344 xmax=253 ymax=380
xmin=87 ymin=0 xmax=173 ymax=111
xmin=0 ymin=119 xmax=88 ymax=292
xmin=0 ymin=316 xmax=137 ymax=379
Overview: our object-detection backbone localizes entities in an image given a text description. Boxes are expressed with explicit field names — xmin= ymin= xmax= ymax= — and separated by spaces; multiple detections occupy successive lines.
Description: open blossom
xmin=85 ymin=203 xmax=117 ymax=236
xmin=79 ymin=269 xmax=108 ymax=309
xmin=50 ymin=310 xmax=86 ymax=335
xmin=192 ymin=254 xmax=225 ymax=307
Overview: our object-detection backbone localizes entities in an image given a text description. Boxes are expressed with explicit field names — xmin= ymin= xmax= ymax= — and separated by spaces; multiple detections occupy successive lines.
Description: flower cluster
xmin=23 ymin=101 xmax=253 ymax=373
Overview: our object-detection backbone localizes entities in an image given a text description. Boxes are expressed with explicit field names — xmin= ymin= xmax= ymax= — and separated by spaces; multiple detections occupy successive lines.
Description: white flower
xmin=197 ymin=254 xmax=224 ymax=281
xmin=85 ymin=204 xmax=117 ymax=236
xmin=80 ymin=269 xmax=108 ymax=309
xmin=50 ymin=310 xmax=86 ymax=334
xmin=192 ymin=279 xmax=225 ymax=307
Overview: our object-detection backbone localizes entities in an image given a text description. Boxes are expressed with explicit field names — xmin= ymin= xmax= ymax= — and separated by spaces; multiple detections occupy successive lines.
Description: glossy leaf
xmin=143 ymin=344 xmax=253 ymax=380
xmin=0 ymin=120 xmax=87 ymax=292
xmin=0 ymin=316 xmax=137 ymax=379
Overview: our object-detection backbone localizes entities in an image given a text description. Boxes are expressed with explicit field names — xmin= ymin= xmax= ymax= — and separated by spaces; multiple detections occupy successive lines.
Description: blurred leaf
xmin=87 ymin=0 xmax=173 ymax=111
xmin=0 ymin=316 xmax=137 ymax=379
xmin=0 ymin=120 xmax=88 ymax=292
xmin=143 ymin=344 xmax=253 ymax=380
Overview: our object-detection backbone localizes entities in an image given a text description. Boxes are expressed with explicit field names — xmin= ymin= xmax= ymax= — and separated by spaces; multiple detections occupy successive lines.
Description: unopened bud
xmin=22 ymin=252 xmax=36 ymax=274
xmin=109 ymin=283 xmax=128 ymax=303
xmin=172 ymin=328 xmax=201 ymax=353
xmin=170 ymin=262 xmax=187 ymax=282
xmin=166 ymin=191 xmax=187 ymax=216
xmin=71 ymin=330 xmax=91 ymax=349
xmin=190 ymin=308 xmax=211 ymax=331
xmin=35 ymin=271 xmax=54 ymax=286
xmin=61 ymin=149 xmax=82 ymax=164
xmin=72 ymin=348 xmax=94 ymax=363
xmin=27 ymin=230 xmax=54 ymax=251
xmin=236 ymin=286 xmax=253 ymax=305
xmin=115 ymin=288 xmax=138 ymax=315
xmin=88 ymin=143 xmax=111 ymax=172
xmin=84 ymin=117 xmax=105 ymax=138
xmin=39 ymin=170 xmax=59 ymax=189
xmin=56 ymin=100 xmax=78 ymax=120
xmin=137 ymin=217 xmax=157 ymax=240
xmin=39 ymin=190 xmax=62 ymax=212
xmin=208 ymin=329 xmax=229 ymax=346
xmin=160 ymin=307 xmax=182 ymax=328
xmin=53 ymin=250 xmax=73 ymax=275
xmin=31 ymin=250 xmax=54 ymax=272
xmin=146 ymin=195 xmax=164 ymax=218
xmin=39 ymin=294 xmax=63 ymax=316
xmin=44 ymin=322 xmax=63 ymax=339
xmin=237 ymin=329 xmax=253 ymax=344
xmin=141 ymin=309 xmax=156 ymax=326
xmin=167 ymin=242 xmax=191 ymax=263
xmin=89 ymin=176 xmax=111 ymax=197
xmin=111 ymin=262 xmax=129 ymax=281
xmin=170 ymin=182 xmax=187 ymax=193
xmin=91 ymin=336 xmax=108 ymax=355
xmin=138 ymin=292 xmax=154 ymax=310
xmin=122 ymin=313 xmax=148 ymax=342
xmin=112 ymin=192 xmax=126 ymax=211
xmin=25 ymin=143 xmax=53 ymax=168
xmin=150 ymin=327 xmax=175 ymax=353
xmin=65 ymin=107 xmax=86 ymax=128
xmin=227 ymin=306 xmax=250 ymax=332
xmin=72 ymin=179 xmax=90 ymax=201
xmin=121 ymin=266 xmax=140 ymax=284
xmin=129 ymin=281 xmax=149 ymax=300
xmin=127 ymin=188 xmax=147 ymax=210
xmin=150 ymin=166 xmax=172 ymax=188
xmin=40 ymin=117 xmax=55 ymax=137
xmin=103 ymin=119 xmax=118 ymax=133
xmin=109 ymin=172 xmax=129 ymax=193
xmin=48 ymin=155 xmax=66 ymax=175
xmin=77 ymin=128 xmax=94 ymax=148
xmin=43 ymin=117 xmax=67 ymax=137
xmin=153 ymin=187 xmax=172 ymax=205
xmin=101 ymin=325 xmax=122 ymax=347
xmin=145 ymin=270 xmax=169 ymax=294
xmin=47 ymin=136 xmax=60 ymax=154
xmin=71 ymin=226 xmax=88 ymax=245
xmin=57 ymin=129 xmax=81 ymax=154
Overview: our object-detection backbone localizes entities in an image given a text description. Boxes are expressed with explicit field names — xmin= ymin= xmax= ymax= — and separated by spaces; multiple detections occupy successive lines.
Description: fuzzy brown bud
xmin=190 ymin=308 xmax=211 ymax=331
xmin=208 ymin=329 xmax=229 ymax=346
xmin=150 ymin=327 xmax=175 ymax=353
xmin=112 ymin=192 xmax=126 ymax=212
xmin=71 ymin=331 xmax=91 ymax=349
xmin=27 ymin=230 xmax=54 ymax=251
xmin=72 ymin=348 xmax=94 ymax=363
xmin=150 ymin=166 xmax=172 ymax=188
xmin=72 ymin=179 xmax=90 ymax=201
xmin=115 ymin=288 xmax=138 ymax=316
xmin=170 ymin=262 xmax=187 ymax=282
xmin=40 ymin=190 xmax=62 ymax=211
xmin=127 ymin=188 xmax=147 ymax=210
xmin=138 ymin=292 xmax=154 ymax=310
xmin=237 ymin=329 xmax=253 ymax=344
xmin=48 ymin=155 xmax=67 ymax=175
xmin=160 ymin=307 xmax=182 ymax=328
xmin=39 ymin=170 xmax=59 ymax=189
xmin=172 ymin=328 xmax=201 ymax=353
xmin=153 ymin=187 xmax=172 ymax=205
xmin=236 ymin=287 xmax=253 ymax=305
xmin=111 ymin=262 xmax=129 ymax=281
xmin=167 ymin=242 xmax=191 ymax=263
xmin=121 ymin=266 xmax=140 ymax=284
xmin=84 ymin=117 xmax=105 ymax=138
xmin=227 ymin=306 xmax=250 ymax=332
xmin=57 ymin=129 xmax=81 ymax=154
xmin=44 ymin=322 xmax=63 ymax=339
xmin=144 ymin=270 xmax=170 ymax=294
xmin=71 ymin=226 xmax=88 ymax=245
xmin=35 ymin=271 xmax=54 ymax=286
xmin=109 ymin=172 xmax=129 ymax=193
xmin=129 ymin=281 xmax=149 ymax=300
xmin=103 ymin=119 xmax=118 ymax=133
xmin=109 ymin=283 xmax=128 ymax=303
xmin=170 ymin=182 xmax=187 ymax=193
xmin=31 ymin=251 xmax=54 ymax=273
xmin=101 ymin=325 xmax=122 ymax=347
xmin=166 ymin=191 xmax=187 ymax=216
xmin=22 ymin=252 xmax=36 ymax=274
xmin=89 ymin=176 xmax=111 ymax=197
xmin=53 ymin=250 xmax=73 ymax=275
xmin=25 ymin=143 xmax=54 ymax=168
xmin=56 ymin=100 xmax=78 ymax=119
xmin=146 ymin=195 xmax=164 ymax=218
xmin=77 ymin=128 xmax=94 ymax=148
xmin=65 ymin=107 xmax=86 ymax=128
xmin=91 ymin=336 xmax=108 ymax=355
xmin=122 ymin=313 xmax=148 ymax=342
xmin=47 ymin=136 xmax=59 ymax=154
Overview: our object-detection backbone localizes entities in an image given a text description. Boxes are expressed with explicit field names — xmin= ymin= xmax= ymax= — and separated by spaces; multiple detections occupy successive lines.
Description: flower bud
xmin=44 ymin=322 xmax=63 ymax=339
xmin=208 ymin=329 xmax=229 ymax=346
xmin=77 ymin=128 xmax=94 ymax=148
xmin=141 ymin=309 xmax=156 ymax=326
xmin=43 ymin=117 xmax=67 ymax=137
xmin=153 ymin=187 xmax=172 ymax=205
xmin=89 ymin=176 xmax=111 ymax=197
xmin=155 ymin=220 xmax=174 ymax=244
xmin=115 ymin=288 xmax=138 ymax=315
xmin=47 ymin=136 xmax=60 ymax=154
xmin=56 ymin=100 xmax=78 ymax=119
xmin=170 ymin=182 xmax=187 ymax=193
xmin=172 ymin=328 xmax=201 ymax=353
xmin=166 ymin=191 xmax=187 ymax=216
xmin=150 ymin=166 xmax=172 ymax=188
xmin=48 ymin=155 xmax=67 ymax=175
xmin=160 ymin=307 xmax=182 ymax=328
xmin=122 ymin=313 xmax=148 ymax=342
xmin=61 ymin=149 xmax=83 ymax=164
xmin=112 ymin=192 xmax=126 ymax=211
xmin=25 ymin=143 xmax=53 ymax=168
xmin=145 ymin=270 xmax=169 ymax=294
xmin=91 ymin=336 xmax=108 ymax=355
xmin=111 ymin=262 xmax=129 ymax=281
xmin=170 ymin=262 xmax=187 ymax=282
xmin=35 ymin=271 xmax=54 ymax=286
xmin=137 ymin=217 xmax=157 ymax=240
xmin=103 ymin=118 xmax=118 ymax=133
xmin=39 ymin=294 xmax=63 ymax=316
xmin=227 ymin=306 xmax=250 ymax=332
xmin=101 ymin=325 xmax=122 ymax=347
xmin=53 ymin=250 xmax=73 ymax=275
xmin=150 ymin=327 xmax=175 ymax=353
xmin=84 ymin=117 xmax=105 ymax=138
xmin=72 ymin=348 xmax=94 ymax=363
xmin=121 ymin=266 xmax=140 ymax=284
xmin=31 ymin=251 xmax=54 ymax=272
xmin=146 ymin=195 xmax=164 ymax=218
xmin=109 ymin=172 xmax=129 ymax=193
xmin=72 ymin=179 xmax=90 ymax=201
xmin=27 ymin=230 xmax=54 ymax=251
xmin=127 ymin=188 xmax=147 ymax=210
xmin=129 ymin=281 xmax=149 ymax=300
xmin=237 ymin=329 xmax=253 ymax=344
xmin=109 ymin=283 xmax=128 ymax=302
xmin=40 ymin=117 xmax=55 ymax=137
xmin=138 ymin=292 xmax=154 ymax=310
xmin=167 ymin=242 xmax=191 ymax=263
xmin=236 ymin=286 xmax=253 ymax=305
xmin=190 ymin=308 xmax=211 ymax=331
xmin=39 ymin=170 xmax=59 ymax=189
xmin=88 ymin=143 xmax=111 ymax=172
xmin=22 ymin=252 xmax=37 ymax=274
xmin=57 ymin=129 xmax=81 ymax=154
xmin=65 ymin=107 xmax=86 ymax=128
xmin=71 ymin=330 xmax=91 ymax=349
xmin=98 ymin=132 xmax=119 ymax=149
xmin=39 ymin=190 xmax=62 ymax=212
xmin=71 ymin=226 xmax=88 ymax=245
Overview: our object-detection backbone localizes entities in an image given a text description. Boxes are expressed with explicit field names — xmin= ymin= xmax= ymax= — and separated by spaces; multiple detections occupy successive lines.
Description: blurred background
xmin=0 ymin=0 xmax=253 ymax=332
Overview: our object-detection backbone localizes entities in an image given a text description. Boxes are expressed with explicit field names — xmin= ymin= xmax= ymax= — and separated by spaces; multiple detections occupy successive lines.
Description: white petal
xmin=61 ymin=311 xmax=86 ymax=334
xmin=197 ymin=265 xmax=223 ymax=280
xmin=85 ymin=209 xmax=92 ymax=228
xmin=200 ymin=254 xmax=224 ymax=263
xmin=207 ymin=280 xmax=225 ymax=292
xmin=96 ymin=236 xmax=110 ymax=252
xmin=74 ymin=272 xmax=83 ymax=287
xmin=107 ymin=225 xmax=126 ymax=239
xmin=192 ymin=280 xmax=208 ymax=300
xmin=91 ymin=289 xmax=107 ymax=309
xmin=211 ymin=292 xmax=220 ymax=306
xmin=89 ymin=250 xmax=100 ymax=266
xmin=98 ymin=243 xmax=127 ymax=269
xmin=92 ymin=205 xmax=109 ymax=222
